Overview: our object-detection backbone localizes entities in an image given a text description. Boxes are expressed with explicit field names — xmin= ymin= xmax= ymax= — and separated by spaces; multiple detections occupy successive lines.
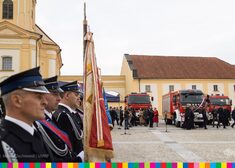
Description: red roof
xmin=125 ymin=54 xmax=235 ymax=79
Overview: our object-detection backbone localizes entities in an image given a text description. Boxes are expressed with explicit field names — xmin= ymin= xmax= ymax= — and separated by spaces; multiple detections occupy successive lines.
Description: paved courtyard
xmin=111 ymin=121 xmax=235 ymax=162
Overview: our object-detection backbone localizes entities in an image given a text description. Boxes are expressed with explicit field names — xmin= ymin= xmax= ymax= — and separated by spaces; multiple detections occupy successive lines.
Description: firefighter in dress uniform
xmin=53 ymin=81 xmax=84 ymax=162
xmin=184 ymin=104 xmax=194 ymax=130
xmin=34 ymin=76 xmax=78 ymax=161
xmin=0 ymin=67 xmax=54 ymax=162
xmin=75 ymin=89 xmax=84 ymax=131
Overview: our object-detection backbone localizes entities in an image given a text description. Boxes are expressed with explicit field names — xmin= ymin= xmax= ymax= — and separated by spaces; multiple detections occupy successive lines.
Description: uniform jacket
xmin=0 ymin=119 xmax=53 ymax=162
xmin=75 ymin=109 xmax=83 ymax=131
xmin=34 ymin=116 xmax=75 ymax=162
xmin=53 ymin=105 xmax=83 ymax=159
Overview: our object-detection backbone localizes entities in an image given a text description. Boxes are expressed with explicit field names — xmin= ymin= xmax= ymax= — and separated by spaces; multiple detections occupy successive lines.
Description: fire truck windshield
xmin=180 ymin=94 xmax=203 ymax=105
xmin=127 ymin=95 xmax=150 ymax=104
xmin=210 ymin=98 xmax=230 ymax=105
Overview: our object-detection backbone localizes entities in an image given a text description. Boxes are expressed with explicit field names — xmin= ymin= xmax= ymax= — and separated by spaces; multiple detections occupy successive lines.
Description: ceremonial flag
xmin=83 ymin=32 xmax=114 ymax=162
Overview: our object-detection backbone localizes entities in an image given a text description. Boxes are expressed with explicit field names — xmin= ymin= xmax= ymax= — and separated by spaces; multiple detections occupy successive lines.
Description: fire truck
xmin=208 ymin=94 xmax=232 ymax=122
xmin=162 ymin=89 xmax=204 ymax=127
xmin=125 ymin=92 xmax=152 ymax=110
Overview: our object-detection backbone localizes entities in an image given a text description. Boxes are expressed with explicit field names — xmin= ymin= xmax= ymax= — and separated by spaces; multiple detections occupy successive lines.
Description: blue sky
xmin=36 ymin=0 xmax=235 ymax=75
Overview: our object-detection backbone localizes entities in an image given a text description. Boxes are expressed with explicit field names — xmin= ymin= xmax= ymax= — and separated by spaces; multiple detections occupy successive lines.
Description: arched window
xmin=2 ymin=0 xmax=13 ymax=19
xmin=2 ymin=56 xmax=12 ymax=70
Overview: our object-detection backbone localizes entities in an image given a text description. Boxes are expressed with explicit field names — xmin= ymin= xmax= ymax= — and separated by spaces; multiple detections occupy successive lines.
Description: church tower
xmin=0 ymin=0 xmax=62 ymax=82
xmin=0 ymin=0 xmax=36 ymax=31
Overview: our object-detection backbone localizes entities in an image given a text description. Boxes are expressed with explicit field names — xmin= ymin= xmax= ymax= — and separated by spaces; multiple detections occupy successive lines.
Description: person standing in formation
xmin=53 ymin=81 xmax=84 ymax=162
xmin=0 ymin=67 xmax=54 ymax=162
xmin=119 ymin=106 xmax=124 ymax=126
xmin=124 ymin=107 xmax=130 ymax=130
xmin=231 ymin=107 xmax=235 ymax=128
xmin=217 ymin=105 xmax=227 ymax=129
xmin=149 ymin=107 xmax=154 ymax=128
xmin=153 ymin=107 xmax=159 ymax=127
xmin=34 ymin=76 xmax=76 ymax=161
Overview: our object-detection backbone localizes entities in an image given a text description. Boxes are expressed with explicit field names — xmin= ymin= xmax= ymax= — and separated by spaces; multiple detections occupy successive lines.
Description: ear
xmin=11 ymin=94 xmax=23 ymax=108
xmin=64 ymin=92 xmax=70 ymax=100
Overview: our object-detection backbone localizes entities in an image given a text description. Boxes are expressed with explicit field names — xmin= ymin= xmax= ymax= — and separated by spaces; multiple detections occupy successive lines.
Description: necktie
xmin=33 ymin=129 xmax=41 ymax=139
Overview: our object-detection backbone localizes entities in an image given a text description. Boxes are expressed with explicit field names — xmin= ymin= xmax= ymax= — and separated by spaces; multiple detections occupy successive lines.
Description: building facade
xmin=0 ymin=0 xmax=62 ymax=82
xmin=120 ymin=54 xmax=235 ymax=116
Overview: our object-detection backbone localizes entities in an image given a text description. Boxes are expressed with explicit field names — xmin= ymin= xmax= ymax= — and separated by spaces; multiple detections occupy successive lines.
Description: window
xmin=132 ymin=69 xmax=138 ymax=78
xmin=213 ymin=85 xmax=218 ymax=92
xmin=145 ymin=85 xmax=151 ymax=92
xmin=2 ymin=56 xmax=12 ymax=70
xmin=2 ymin=0 xmax=13 ymax=19
xmin=192 ymin=85 xmax=197 ymax=90
xmin=169 ymin=85 xmax=174 ymax=92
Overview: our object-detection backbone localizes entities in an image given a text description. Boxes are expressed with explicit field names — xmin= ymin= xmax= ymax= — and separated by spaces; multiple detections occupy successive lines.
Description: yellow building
xmin=0 ymin=0 xmax=62 ymax=82
xmin=120 ymin=54 xmax=235 ymax=115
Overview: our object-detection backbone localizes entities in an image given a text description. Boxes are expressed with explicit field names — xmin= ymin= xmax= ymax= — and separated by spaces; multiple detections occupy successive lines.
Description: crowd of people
xmin=182 ymin=95 xmax=234 ymax=130
xmin=0 ymin=67 xmax=84 ymax=162
xmin=182 ymin=104 xmax=232 ymax=130
xmin=109 ymin=106 xmax=159 ymax=129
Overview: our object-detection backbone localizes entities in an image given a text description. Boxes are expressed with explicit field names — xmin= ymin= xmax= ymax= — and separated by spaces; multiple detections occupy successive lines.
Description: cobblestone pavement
xmin=111 ymin=121 xmax=235 ymax=162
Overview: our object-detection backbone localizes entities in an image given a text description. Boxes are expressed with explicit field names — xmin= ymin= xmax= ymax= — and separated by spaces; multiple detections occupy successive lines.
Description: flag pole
xmin=83 ymin=1 xmax=88 ymax=162
xmin=83 ymin=2 xmax=88 ymax=62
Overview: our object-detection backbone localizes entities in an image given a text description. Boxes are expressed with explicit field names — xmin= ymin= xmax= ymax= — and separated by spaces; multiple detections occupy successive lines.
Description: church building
xmin=0 ymin=0 xmax=62 ymax=82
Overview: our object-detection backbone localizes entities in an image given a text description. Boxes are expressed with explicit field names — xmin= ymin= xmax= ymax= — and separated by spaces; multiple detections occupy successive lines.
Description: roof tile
xmin=127 ymin=55 xmax=235 ymax=79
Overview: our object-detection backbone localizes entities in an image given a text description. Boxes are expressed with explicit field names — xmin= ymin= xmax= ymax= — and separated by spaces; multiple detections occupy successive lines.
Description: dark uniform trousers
xmin=0 ymin=119 xmax=54 ymax=162
xmin=53 ymin=105 xmax=83 ymax=160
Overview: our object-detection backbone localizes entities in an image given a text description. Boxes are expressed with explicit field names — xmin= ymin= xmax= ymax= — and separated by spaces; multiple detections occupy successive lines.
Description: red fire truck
xmin=125 ymin=92 xmax=152 ymax=110
xmin=208 ymin=94 xmax=232 ymax=122
xmin=162 ymin=89 xmax=204 ymax=127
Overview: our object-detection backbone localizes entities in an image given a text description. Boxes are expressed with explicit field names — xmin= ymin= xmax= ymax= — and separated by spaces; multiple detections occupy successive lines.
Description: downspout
xmin=138 ymin=78 xmax=141 ymax=92
xmin=35 ymin=35 xmax=43 ymax=67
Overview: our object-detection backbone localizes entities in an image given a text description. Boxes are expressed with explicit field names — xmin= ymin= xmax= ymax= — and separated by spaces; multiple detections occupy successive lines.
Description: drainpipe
xmin=35 ymin=35 xmax=43 ymax=67
xmin=138 ymin=78 xmax=141 ymax=92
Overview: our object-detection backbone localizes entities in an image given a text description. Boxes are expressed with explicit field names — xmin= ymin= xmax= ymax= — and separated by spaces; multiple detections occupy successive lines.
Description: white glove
xmin=77 ymin=151 xmax=84 ymax=162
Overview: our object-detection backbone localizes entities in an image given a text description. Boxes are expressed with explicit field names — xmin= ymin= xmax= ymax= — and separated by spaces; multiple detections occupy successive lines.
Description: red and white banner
xmin=83 ymin=32 xmax=113 ymax=161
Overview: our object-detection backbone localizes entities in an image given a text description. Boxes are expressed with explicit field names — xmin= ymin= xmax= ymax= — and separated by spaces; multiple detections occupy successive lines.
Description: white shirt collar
xmin=44 ymin=110 xmax=52 ymax=119
xmin=5 ymin=115 xmax=34 ymax=136
xmin=59 ymin=103 xmax=76 ymax=114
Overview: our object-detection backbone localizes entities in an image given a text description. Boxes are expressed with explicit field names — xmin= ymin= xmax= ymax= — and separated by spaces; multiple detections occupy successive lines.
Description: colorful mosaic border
xmin=0 ymin=163 xmax=235 ymax=168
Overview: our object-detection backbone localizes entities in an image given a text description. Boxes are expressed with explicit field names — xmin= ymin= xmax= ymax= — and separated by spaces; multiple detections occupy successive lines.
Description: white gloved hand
xmin=77 ymin=151 xmax=84 ymax=162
